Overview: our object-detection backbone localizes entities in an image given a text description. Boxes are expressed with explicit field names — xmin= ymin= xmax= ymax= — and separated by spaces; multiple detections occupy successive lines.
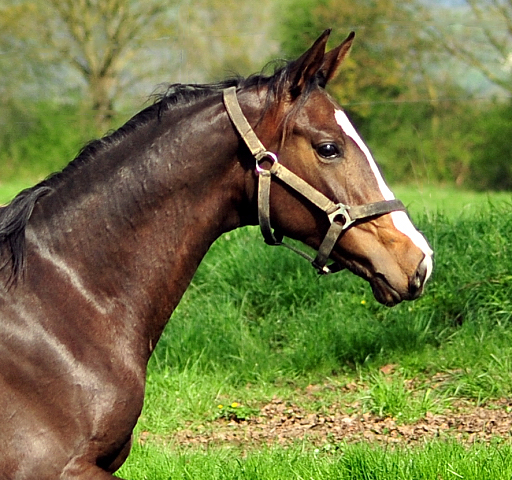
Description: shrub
xmin=468 ymin=99 xmax=512 ymax=191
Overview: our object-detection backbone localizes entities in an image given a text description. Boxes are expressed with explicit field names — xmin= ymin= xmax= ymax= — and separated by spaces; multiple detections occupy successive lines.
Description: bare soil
xmin=169 ymin=397 xmax=512 ymax=448
xmin=139 ymin=371 xmax=512 ymax=449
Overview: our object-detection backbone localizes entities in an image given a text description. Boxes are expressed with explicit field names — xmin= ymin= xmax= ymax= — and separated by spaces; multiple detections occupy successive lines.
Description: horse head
xmin=232 ymin=30 xmax=433 ymax=306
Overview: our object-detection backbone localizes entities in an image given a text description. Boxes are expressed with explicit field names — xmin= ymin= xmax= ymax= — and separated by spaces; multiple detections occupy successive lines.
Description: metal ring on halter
xmin=327 ymin=203 xmax=355 ymax=230
xmin=255 ymin=152 xmax=278 ymax=174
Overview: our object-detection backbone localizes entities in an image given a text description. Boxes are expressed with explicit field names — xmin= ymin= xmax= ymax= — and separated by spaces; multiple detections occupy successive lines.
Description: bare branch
xmin=425 ymin=0 xmax=512 ymax=94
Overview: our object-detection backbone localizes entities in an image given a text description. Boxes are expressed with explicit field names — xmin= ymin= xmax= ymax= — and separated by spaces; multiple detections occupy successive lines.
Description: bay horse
xmin=0 ymin=30 xmax=432 ymax=478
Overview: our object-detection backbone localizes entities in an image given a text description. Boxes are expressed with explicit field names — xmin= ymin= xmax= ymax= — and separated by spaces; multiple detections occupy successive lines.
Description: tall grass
xmin=110 ymin=193 xmax=511 ymax=457
xmin=119 ymin=440 xmax=512 ymax=480
xmin=151 ymin=198 xmax=512 ymax=397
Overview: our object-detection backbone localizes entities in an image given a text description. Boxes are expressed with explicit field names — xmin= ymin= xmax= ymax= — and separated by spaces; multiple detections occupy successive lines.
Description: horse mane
xmin=0 ymin=186 xmax=52 ymax=286
xmin=0 ymin=58 xmax=318 ymax=285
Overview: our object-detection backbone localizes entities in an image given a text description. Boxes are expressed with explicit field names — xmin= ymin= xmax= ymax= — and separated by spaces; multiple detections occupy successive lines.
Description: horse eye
xmin=316 ymin=143 xmax=342 ymax=160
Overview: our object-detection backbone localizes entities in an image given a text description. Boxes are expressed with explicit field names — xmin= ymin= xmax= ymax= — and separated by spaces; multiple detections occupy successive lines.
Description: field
xmin=1 ymin=181 xmax=512 ymax=478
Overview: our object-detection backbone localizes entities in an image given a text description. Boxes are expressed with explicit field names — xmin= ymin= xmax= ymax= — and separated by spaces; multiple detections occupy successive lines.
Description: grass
xmin=128 ymin=186 xmax=512 ymax=478
xmin=118 ymin=440 xmax=512 ymax=480
xmin=1 ymin=178 xmax=512 ymax=478
xmin=394 ymin=184 xmax=512 ymax=218
xmin=146 ymin=192 xmax=512 ymax=393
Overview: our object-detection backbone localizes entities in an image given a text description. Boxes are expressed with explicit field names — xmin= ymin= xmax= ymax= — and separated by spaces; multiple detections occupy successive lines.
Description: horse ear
xmin=287 ymin=29 xmax=331 ymax=98
xmin=318 ymin=31 xmax=355 ymax=87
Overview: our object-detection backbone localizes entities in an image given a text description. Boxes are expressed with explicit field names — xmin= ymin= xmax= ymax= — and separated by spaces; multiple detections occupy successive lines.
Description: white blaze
xmin=334 ymin=109 xmax=433 ymax=279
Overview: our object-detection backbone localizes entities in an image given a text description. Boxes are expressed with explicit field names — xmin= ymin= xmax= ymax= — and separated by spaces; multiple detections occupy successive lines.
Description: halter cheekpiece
xmin=223 ymin=86 xmax=406 ymax=275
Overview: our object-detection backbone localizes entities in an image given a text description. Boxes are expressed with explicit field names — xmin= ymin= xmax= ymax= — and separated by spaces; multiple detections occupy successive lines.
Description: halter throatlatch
xmin=223 ymin=87 xmax=406 ymax=274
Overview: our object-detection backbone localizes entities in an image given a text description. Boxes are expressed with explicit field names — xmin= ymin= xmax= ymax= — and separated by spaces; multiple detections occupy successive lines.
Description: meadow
xmin=1 ymin=181 xmax=512 ymax=479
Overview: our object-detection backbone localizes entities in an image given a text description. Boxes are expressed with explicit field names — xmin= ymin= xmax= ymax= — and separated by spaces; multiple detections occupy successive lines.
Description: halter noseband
xmin=223 ymin=87 xmax=406 ymax=274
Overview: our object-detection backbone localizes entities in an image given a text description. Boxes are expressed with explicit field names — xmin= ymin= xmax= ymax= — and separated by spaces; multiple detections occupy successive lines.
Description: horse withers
xmin=0 ymin=30 xmax=432 ymax=478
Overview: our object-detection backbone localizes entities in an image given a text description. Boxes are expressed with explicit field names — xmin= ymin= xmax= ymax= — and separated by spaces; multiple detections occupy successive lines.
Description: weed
xmin=213 ymin=402 xmax=259 ymax=422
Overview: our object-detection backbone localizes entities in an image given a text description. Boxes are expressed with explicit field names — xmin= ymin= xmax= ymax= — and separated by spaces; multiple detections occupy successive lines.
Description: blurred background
xmin=1 ymin=0 xmax=511 ymax=191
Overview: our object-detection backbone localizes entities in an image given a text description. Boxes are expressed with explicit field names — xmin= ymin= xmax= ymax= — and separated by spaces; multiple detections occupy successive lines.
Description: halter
xmin=223 ymin=87 xmax=406 ymax=274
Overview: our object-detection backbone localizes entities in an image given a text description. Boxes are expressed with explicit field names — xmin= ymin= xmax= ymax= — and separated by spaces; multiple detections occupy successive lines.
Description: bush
xmin=468 ymin=99 xmax=512 ymax=190
xmin=353 ymin=98 xmax=481 ymax=187
xmin=0 ymin=100 xmax=99 ymax=182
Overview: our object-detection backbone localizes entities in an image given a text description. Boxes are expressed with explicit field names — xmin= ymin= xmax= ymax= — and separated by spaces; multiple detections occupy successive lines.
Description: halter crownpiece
xmin=222 ymin=86 xmax=407 ymax=274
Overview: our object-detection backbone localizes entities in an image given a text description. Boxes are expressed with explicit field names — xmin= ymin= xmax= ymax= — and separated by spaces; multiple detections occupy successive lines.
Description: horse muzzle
xmin=368 ymin=256 xmax=429 ymax=306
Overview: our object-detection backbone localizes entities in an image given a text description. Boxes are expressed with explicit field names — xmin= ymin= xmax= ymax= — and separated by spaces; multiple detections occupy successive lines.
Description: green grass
xmin=129 ymin=187 xmax=512 ymax=478
xmin=119 ymin=187 xmax=512 ymax=478
xmin=395 ymin=184 xmax=512 ymax=218
xmin=147 ymin=192 xmax=512 ymax=393
xmin=118 ymin=440 xmax=512 ymax=480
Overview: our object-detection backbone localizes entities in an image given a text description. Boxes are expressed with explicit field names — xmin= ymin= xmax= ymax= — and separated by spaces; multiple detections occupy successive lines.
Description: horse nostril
xmin=409 ymin=258 xmax=428 ymax=297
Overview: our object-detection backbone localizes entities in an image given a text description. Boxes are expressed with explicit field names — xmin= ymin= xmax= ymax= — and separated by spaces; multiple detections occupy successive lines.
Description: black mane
xmin=0 ymin=186 xmax=52 ymax=285
xmin=0 ymin=58 xmax=317 ymax=285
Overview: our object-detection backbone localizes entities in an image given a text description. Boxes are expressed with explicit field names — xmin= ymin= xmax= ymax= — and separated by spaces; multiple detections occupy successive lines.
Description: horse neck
xmin=26 ymin=92 xmax=254 ymax=350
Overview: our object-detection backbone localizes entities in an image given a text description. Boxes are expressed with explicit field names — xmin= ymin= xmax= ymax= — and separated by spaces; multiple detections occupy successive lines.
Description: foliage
xmin=468 ymin=99 xmax=512 ymax=190
xmin=276 ymin=0 xmax=512 ymax=190
xmin=214 ymin=402 xmax=259 ymax=422
xmin=2 ymin=0 xmax=279 ymax=133
xmin=2 ymin=0 xmax=512 ymax=189
xmin=359 ymin=93 xmax=483 ymax=186
xmin=176 ymin=0 xmax=279 ymax=81
xmin=2 ymin=0 xmax=171 ymax=132
xmin=363 ymin=372 xmax=439 ymax=422
xmin=277 ymin=0 xmax=422 ymax=110
xmin=3 ymin=94 xmax=510 ymax=192
xmin=32 ymin=0 xmax=171 ymax=132
xmin=423 ymin=0 xmax=512 ymax=95
xmin=0 ymin=100 xmax=98 ymax=183
xmin=0 ymin=3 xmax=39 ymax=99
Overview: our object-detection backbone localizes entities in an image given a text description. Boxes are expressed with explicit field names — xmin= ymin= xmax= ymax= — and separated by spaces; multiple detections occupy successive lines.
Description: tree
xmin=420 ymin=0 xmax=512 ymax=189
xmin=470 ymin=99 xmax=512 ymax=190
xmin=29 ymin=0 xmax=173 ymax=132
xmin=275 ymin=0 xmax=498 ymax=187
xmin=4 ymin=0 xmax=280 ymax=133
xmin=277 ymin=0 xmax=425 ymax=112
xmin=423 ymin=0 xmax=512 ymax=96
xmin=0 ymin=3 xmax=44 ymax=100
xmin=176 ymin=0 xmax=279 ymax=81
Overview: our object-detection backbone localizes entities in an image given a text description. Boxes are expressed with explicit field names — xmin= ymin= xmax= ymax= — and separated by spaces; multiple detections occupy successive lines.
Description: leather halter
xmin=223 ymin=87 xmax=406 ymax=274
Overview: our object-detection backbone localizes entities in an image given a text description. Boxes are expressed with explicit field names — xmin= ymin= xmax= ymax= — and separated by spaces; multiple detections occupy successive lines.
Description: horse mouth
xmin=339 ymin=259 xmax=422 ymax=307
xmin=369 ymin=276 xmax=404 ymax=307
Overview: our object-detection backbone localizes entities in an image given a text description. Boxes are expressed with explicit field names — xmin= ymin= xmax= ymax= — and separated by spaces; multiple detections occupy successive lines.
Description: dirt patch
xmin=168 ymin=398 xmax=512 ymax=448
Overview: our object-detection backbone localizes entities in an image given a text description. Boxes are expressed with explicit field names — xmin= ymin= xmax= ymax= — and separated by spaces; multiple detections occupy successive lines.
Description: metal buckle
xmin=327 ymin=203 xmax=354 ymax=229
xmin=255 ymin=151 xmax=278 ymax=174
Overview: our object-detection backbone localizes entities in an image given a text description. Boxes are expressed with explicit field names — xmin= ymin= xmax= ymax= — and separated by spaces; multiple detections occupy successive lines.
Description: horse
xmin=0 ymin=30 xmax=432 ymax=478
